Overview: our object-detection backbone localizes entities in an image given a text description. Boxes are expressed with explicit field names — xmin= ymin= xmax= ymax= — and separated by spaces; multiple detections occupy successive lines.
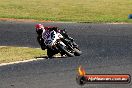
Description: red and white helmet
xmin=35 ymin=24 xmax=44 ymax=35
xmin=35 ymin=24 xmax=44 ymax=30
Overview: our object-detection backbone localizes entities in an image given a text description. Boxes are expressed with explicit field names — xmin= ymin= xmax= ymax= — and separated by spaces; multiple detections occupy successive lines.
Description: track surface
xmin=0 ymin=21 xmax=132 ymax=88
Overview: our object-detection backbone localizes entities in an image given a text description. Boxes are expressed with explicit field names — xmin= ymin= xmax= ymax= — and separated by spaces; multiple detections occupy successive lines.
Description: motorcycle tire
xmin=47 ymin=48 xmax=55 ymax=58
xmin=58 ymin=44 xmax=74 ymax=57
xmin=74 ymin=48 xmax=82 ymax=56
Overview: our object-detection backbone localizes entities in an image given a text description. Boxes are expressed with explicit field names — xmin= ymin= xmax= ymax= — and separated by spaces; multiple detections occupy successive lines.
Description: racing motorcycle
xmin=42 ymin=29 xmax=82 ymax=58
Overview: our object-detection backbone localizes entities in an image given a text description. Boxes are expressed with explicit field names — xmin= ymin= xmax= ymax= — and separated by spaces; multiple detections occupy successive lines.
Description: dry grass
xmin=0 ymin=0 xmax=132 ymax=22
xmin=0 ymin=46 xmax=46 ymax=63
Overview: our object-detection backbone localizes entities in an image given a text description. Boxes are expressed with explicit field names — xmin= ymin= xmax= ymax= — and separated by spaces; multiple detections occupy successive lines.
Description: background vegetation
xmin=0 ymin=46 xmax=46 ymax=63
xmin=0 ymin=0 xmax=132 ymax=22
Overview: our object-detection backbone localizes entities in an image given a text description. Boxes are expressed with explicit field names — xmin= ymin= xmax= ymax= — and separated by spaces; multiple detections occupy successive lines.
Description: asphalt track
xmin=0 ymin=21 xmax=132 ymax=88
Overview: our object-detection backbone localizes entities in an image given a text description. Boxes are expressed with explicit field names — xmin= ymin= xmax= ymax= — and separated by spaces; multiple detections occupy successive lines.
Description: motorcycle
xmin=42 ymin=29 xmax=82 ymax=58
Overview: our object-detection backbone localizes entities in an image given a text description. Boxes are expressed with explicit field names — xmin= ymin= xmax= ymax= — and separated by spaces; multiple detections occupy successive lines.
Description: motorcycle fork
xmin=63 ymin=39 xmax=75 ymax=52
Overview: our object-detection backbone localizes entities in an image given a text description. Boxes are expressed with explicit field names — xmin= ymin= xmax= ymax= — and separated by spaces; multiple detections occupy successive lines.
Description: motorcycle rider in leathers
xmin=35 ymin=24 xmax=78 ymax=52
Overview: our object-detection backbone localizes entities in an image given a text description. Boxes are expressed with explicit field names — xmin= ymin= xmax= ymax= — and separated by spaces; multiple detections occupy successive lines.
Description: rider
xmin=35 ymin=24 xmax=78 ymax=50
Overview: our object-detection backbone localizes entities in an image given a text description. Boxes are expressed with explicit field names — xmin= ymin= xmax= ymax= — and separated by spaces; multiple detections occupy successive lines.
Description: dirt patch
xmin=0 ymin=18 xmax=54 ymax=23
xmin=106 ymin=22 xmax=132 ymax=24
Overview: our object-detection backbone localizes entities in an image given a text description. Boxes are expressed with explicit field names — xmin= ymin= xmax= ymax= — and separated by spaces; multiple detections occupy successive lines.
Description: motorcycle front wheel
xmin=57 ymin=43 xmax=74 ymax=57
xmin=74 ymin=48 xmax=82 ymax=56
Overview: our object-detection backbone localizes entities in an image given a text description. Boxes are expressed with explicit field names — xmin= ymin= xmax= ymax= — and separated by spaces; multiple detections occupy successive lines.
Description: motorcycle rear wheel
xmin=47 ymin=48 xmax=59 ymax=58
xmin=47 ymin=48 xmax=54 ymax=58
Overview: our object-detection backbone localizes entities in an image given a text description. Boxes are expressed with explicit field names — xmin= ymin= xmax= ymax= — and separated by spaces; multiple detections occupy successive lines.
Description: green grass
xmin=0 ymin=46 xmax=46 ymax=64
xmin=0 ymin=0 xmax=132 ymax=22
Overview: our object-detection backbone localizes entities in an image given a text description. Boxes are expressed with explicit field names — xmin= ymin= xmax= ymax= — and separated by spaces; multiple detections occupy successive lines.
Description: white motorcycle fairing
xmin=42 ymin=30 xmax=64 ymax=47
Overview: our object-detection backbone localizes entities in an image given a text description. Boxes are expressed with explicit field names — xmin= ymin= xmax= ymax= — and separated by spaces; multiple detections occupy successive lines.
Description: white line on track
xmin=0 ymin=58 xmax=45 ymax=67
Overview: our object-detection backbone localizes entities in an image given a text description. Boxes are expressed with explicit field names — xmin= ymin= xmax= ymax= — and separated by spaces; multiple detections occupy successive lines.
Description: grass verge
xmin=0 ymin=0 xmax=132 ymax=23
xmin=0 ymin=46 xmax=46 ymax=64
